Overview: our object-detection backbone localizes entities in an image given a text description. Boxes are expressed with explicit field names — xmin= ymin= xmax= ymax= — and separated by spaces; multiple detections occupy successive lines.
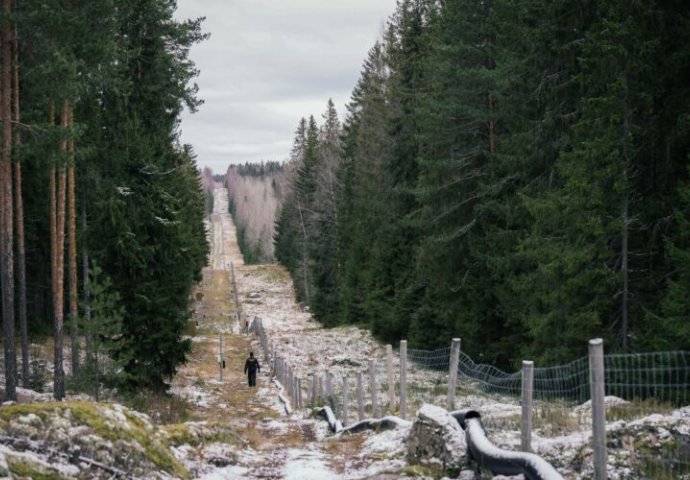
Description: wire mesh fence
xmin=251 ymin=316 xmax=690 ymax=478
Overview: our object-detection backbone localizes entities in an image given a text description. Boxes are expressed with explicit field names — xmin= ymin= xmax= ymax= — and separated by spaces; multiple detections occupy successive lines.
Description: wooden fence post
xmin=521 ymin=360 xmax=534 ymax=452
xmin=447 ymin=338 xmax=461 ymax=410
xmin=369 ymin=360 xmax=379 ymax=418
xmin=342 ymin=375 xmax=349 ymax=426
xmin=287 ymin=367 xmax=294 ymax=401
xmin=589 ymin=338 xmax=608 ymax=480
xmin=387 ymin=344 xmax=394 ymax=412
xmin=311 ymin=375 xmax=317 ymax=405
xmin=400 ymin=340 xmax=408 ymax=419
xmin=356 ymin=371 xmax=364 ymax=421
xmin=293 ymin=377 xmax=298 ymax=408
xmin=219 ymin=330 xmax=224 ymax=382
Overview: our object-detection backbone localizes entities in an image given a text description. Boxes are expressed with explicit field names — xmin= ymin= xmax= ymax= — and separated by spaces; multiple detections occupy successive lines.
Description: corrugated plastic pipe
xmin=451 ymin=410 xmax=565 ymax=480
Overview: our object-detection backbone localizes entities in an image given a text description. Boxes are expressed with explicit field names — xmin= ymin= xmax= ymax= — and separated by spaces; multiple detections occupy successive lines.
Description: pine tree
xmin=1 ymin=0 xmax=18 ymax=401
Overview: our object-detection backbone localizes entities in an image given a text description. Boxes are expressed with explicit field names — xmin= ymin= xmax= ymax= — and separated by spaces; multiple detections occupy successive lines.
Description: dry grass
xmin=170 ymin=263 xmax=307 ymax=453
xmin=246 ymin=264 xmax=290 ymax=283
xmin=322 ymin=432 xmax=369 ymax=475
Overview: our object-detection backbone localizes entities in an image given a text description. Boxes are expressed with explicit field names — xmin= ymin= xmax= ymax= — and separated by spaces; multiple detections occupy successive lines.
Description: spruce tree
xmin=336 ymin=41 xmax=393 ymax=327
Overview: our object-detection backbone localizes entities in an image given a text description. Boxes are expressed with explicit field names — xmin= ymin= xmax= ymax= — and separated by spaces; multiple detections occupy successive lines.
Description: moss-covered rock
xmin=0 ymin=401 xmax=190 ymax=479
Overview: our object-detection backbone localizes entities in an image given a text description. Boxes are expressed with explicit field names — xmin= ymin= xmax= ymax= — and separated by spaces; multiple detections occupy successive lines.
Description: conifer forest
xmin=273 ymin=0 xmax=690 ymax=370
xmin=0 ymin=1 xmax=209 ymax=401
xmin=1 ymin=0 xmax=690 ymax=407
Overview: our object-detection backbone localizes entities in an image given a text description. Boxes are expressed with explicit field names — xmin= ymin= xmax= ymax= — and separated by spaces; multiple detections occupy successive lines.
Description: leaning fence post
xmin=356 ymin=371 xmax=364 ymax=421
xmin=369 ymin=360 xmax=379 ymax=418
xmin=447 ymin=338 xmax=461 ymax=410
xmin=400 ymin=340 xmax=408 ymax=419
xmin=387 ymin=345 xmax=395 ymax=412
xmin=589 ymin=338 xmax=608 ymax=480
xmin=342 ymin=375 xmax=349 ymax=426
xmin=521 ymin=360 xmax=534 ymax=452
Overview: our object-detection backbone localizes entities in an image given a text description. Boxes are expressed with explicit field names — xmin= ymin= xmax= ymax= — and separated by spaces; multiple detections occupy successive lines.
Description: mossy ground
xmin=0 ymin=401 xmax=189 ymax=479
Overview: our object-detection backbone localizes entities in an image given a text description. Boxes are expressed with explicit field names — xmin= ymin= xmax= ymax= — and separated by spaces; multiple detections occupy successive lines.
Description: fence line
xmin=248 ymin=317 xmax=690 ymax=479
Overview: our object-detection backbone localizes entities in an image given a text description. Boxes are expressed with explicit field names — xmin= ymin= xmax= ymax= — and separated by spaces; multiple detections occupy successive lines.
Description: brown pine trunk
xmin=1 ymin=0 xmax=17 ymax=401
xmin=67 ymin=102 xmax=79 ymax=375
xmin=52 ymin=99 xmax=68 ymax=401
xmin=13 ymin=22 xmax=29 ymax=388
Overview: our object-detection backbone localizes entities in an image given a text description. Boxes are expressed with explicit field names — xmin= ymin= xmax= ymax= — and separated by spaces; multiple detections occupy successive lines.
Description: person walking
xmin=244 ymin=351 xmax=260 ymax=387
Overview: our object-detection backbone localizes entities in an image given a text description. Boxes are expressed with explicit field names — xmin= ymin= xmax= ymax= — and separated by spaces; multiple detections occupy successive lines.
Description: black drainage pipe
xmin=451 ymin=410 xmax=564 ymax=480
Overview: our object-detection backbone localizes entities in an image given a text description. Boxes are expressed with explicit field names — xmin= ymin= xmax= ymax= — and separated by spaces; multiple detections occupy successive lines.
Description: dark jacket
xmin=244 ymin=356 xmax=260 ymax=374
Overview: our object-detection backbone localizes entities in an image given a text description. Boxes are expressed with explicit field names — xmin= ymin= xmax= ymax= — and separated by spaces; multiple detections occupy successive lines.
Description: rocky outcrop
xmin=406 ymin=403 xmax=467 ymax=476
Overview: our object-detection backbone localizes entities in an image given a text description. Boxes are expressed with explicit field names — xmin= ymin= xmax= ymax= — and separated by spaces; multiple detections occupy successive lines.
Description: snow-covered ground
xmin=1 ymin=187 xmax=687 ymax=480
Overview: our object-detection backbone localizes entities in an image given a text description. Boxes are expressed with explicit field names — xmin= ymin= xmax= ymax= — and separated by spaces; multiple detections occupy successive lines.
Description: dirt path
xmin=173 ymin=187 xmax=279 ymax=420
xmin=171 ymin=187 xmax=339 ymax=479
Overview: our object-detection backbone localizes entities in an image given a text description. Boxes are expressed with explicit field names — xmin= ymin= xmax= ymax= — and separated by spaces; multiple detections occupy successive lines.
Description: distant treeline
xmin=228 ymin=161 xmax=284 ymax=178
xmin=274 ymin=0 xmax=690 ymax=369
xmin=225 ymin=162 xmax=287 ymax=263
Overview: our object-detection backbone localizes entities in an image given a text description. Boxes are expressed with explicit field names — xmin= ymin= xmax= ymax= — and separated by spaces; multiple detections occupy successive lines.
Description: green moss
xmin=0 ymin=401 xmax=190 ymax=480
xmin=162 ymin=422 xmax=243 ymax=448
xmin=400 ymin=463 xmax=441 ymax=477
xmin=0 ymin=403 xmax=53 ymax=426
xmin=6 ymin=455 xmax=69 ymax=480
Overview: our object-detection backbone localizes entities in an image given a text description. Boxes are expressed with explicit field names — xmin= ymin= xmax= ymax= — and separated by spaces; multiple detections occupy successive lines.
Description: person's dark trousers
xmin=248 ymin=371 xmax=257 ymax=387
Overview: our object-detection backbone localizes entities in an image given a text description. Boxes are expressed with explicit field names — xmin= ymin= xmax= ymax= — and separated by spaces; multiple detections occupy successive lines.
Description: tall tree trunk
xmin=297 ymin=200 xmax=310 ymax=303
xmin=67 ymin=102 xmax=79 ymax=375
xmin=52 ymin=99 xmax=68 ymax=400
xmin=1 ymin=0 xmax=17 ymax=401
xmin=620 ymin=77 xmax=631 ymax=351
xmin=12 ymin=24 xmax=29 ymax=387
xmin=82 ymin=203 xmax=92 ymax=367
xmin=621 ymin=191 xmax=629 ymax=350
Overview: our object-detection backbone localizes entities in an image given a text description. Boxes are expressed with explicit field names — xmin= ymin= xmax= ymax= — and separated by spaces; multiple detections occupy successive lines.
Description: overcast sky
xmin=173 ymin=0 xmax=398 ymax=174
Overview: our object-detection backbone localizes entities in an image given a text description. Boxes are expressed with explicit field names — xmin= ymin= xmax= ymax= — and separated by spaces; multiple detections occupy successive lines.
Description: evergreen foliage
xmin=8 ymin=0 xmax=209 ymax=393
xmin=274 ymin=0 xmax=690 ymax=367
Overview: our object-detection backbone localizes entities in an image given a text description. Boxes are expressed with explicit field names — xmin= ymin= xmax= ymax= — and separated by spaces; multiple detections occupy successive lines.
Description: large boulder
xmin=406 ymin=403 xmax=468 ymax=476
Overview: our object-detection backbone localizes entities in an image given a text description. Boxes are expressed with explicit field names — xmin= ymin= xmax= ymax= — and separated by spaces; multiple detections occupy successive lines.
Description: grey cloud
xmin=175 ymin=0 xmax=397 ymax=174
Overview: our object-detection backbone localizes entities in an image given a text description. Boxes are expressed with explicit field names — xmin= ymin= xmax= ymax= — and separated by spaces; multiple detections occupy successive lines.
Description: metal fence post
xmin=447 ymin=338 xmax=461 ymax=410
xmin=400 ymin=340 xmax=408 ymax=419
xmin=521 ymin=360 xmax=534 ymax=452
xmin=589 ymin=338 xmax=608 ymax=480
